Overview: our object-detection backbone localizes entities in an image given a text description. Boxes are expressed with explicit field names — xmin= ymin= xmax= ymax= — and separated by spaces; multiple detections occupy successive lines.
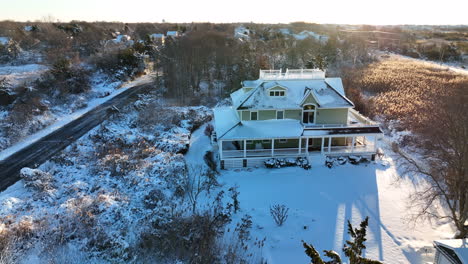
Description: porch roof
xmin=214 ymin=107 xmax=241 ymax=139
xmin=303 ymin=126 xmax=383 ymax=136
xmin=219 ymin=119 xmax=303 ymax=140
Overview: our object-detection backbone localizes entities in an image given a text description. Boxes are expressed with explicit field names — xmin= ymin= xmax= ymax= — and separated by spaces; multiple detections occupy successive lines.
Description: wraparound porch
xmin=218 ymin=134 xmax=380 ymax=159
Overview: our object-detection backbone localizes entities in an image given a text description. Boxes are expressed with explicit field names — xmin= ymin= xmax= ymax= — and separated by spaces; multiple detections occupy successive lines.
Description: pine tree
xmin=302 ymin=217 xmax=382 ymax=264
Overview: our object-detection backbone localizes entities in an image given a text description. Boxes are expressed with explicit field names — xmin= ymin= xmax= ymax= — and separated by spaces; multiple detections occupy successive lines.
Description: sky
xmin=1 ymin=0 xmax=467 ymax=25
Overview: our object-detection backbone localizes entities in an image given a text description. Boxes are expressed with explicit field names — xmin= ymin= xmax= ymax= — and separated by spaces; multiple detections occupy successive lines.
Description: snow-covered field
xmin=0 ymin=64 xmax=48 ymax=86
xmin=377 ymin=51 xmax=468 ymax=75
xmin=186 ymin=125 xmax=455 ymax=264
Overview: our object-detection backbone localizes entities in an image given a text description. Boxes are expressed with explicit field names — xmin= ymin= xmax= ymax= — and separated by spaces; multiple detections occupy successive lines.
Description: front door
xmin=302 ymin=111 xmax=315 ymax=124
xmin=308 ymin=138 xmax=322 ymax=151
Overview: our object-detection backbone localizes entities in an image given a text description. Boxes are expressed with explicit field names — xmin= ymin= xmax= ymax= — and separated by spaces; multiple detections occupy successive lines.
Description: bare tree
xmin=396 ymin=86 xmax=468 ymax=238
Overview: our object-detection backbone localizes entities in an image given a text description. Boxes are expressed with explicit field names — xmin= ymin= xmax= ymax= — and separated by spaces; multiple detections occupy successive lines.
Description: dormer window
xmin=268 ymin=85 xmax=287 ymax=97
xmin=269 ymin=91 xmax=285 ymax=96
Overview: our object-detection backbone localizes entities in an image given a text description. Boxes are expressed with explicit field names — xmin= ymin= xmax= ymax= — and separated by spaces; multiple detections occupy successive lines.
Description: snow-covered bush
xmin=325 ymin=156 xmax=335 ymax=168
xmin=265 ymin=157 xmax=310 ymax=169
xmin=20 ymin=167 xmax=55 ymax=193
xmin=35 ymin=58 xmax=91 ymax=96
xmin=348 ymin=155 xmax=362 ymax=165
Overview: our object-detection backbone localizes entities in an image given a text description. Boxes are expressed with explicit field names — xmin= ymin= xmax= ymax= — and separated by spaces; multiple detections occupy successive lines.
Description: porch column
xmin=243 ymin=140 xmax=247 ymax=158
xmin=305 ymin=137 xmax=309 ymax=153
xmin=271 ymin=139 xmax=275 ymax=157
xmin=328 ymin=136 xmax=332 ymax=153
xmin=374 ymin=136 xmax=378 ymax=152
xmin=351 ymin=137 xmax=355 ymax=153
xmin=219 ymin=140 xmax=223 ymax=159
xmin=298 ymin=137 xmax=302 ymax=154
xmin=321 ymin=137 xmax=325 ymax=153
xmin=363 ymin=136 xmax=366 ymax=145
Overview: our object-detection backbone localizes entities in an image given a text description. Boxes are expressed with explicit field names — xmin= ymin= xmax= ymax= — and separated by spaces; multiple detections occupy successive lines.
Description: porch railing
xmin=323 ymin=144 xmax=375 ymax=154
xmin=221 ymin=144 xmax=376 ymax=159
xmin=222 ymin=148 xmax=307 ymax=158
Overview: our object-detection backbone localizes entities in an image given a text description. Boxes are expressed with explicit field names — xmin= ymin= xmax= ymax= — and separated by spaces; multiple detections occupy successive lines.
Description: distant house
xmin=103 ymin=34 xmax=134 ymax=51
xmin=166 ymin=31 xmax=179 ymax=38
xmin=213 ymin=69 xmax=383 ymax=169
xmin=149 ymin=33 xmax=165 ymax=45
xmin=234 ymin=26 xmax=251 ymax=40
xmin=434 ymin=239 xmax=468 ymax=264
xmin=0 ymin=37 xmax=12 ymax=46
xmin=294 ymin=31 xmax=329 ymax=43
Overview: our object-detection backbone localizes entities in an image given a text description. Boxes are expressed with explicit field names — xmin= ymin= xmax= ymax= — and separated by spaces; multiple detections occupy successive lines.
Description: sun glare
xmin=1 ymin=0 xmax=467 ymax=24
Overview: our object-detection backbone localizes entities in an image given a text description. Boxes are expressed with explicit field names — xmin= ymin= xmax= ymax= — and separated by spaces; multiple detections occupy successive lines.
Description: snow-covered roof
xmin=219 ymin=119 xmax=303 ymax=140
xmin=325 ymin=78 xmax=345 ymax=95
xmin=435 ymin=239 xmax=468 ymax=264
xmin=234 ymin=26 xmax=251 ymax=39
xmin=166 ymin=31 xmax=178 ymax=36
xmin=150 ymin=33 xmax=164 ymax=38
xmin=214 ymin=107 xmax=240 ymax=139
xmin=231 ymin=88 xmax=255 ymax=109
xmin=0 ymin=37 xmax=10 ymax=45
xmin=293 ymin=31 xmax=329 ymax=42
xmin=234 ymin=77 xmax=353 ymax=110
xmin=112 ymin=35 xmax=132 ymax=43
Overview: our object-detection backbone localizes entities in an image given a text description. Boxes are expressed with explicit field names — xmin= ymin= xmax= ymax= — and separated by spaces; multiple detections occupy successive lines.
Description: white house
xmin=149 ymin=33 xmax=165 ymax=44
xmin=213 ymin=69 xmax=383 ymax=169
xmin=434 ymin=239 xmax=468 ymax=264
xmin=166 ymin=31 xmax=179 ymax=38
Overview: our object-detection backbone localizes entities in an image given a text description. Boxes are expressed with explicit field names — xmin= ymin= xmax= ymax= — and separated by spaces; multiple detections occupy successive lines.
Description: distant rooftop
xmin=259 ymin=69 xmax=325 ymax=80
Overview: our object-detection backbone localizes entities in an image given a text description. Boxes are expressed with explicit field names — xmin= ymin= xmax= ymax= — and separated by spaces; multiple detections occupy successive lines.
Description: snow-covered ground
xmin=0 ymin=94 xmax=212 ymax=262
xmin=0 ymin=73 xmax=153 ymax=157
xmin=187 ymin=128 xmax=455 ymax=263
xmin=0 ymin=64 xmax=48 ymax=86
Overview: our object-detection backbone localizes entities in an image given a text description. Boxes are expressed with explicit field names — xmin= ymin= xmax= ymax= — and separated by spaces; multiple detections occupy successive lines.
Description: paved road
xmin=0 ymin=82 xmax=153 ymax=191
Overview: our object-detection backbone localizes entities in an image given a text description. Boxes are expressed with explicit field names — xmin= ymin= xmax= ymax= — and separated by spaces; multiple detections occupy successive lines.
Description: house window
xmin=269 ymin=90 xmax=286 ymax=97
xmin=303 ymin=104 xmax=316 ymax=124
xmin=262 ymin=139 xmax=270 ymax=143
xmin=246 ymin=140 xmax=253 ymax=144
xmin=276 ymin=110 xmax=284 ymax=119
xmin=250 ymin=111 xmax=258 ymax=120
xmin=279 ymin=139 xmax=287 ymax=143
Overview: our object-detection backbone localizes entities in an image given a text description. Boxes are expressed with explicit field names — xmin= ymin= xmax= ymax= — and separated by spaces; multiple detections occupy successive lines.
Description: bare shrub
xmin=270 ymin=204 xmax=289 ymax=226
xmin=204 ymin=123 xmax=214 ymax=137
xmin=139 ymin=191 xmax=233 ymax=264
xmin=203 ymin=150 xmax=217 ymax=172
xmin=136 ymin=102 xmax=178 ymax=132
xmin=184 ymin=165 xmax=209 ymax=214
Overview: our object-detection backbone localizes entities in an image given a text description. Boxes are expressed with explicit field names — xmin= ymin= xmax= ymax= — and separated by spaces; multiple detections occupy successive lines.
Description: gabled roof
xmin=235 ymin=78 xmax=353 ymax=110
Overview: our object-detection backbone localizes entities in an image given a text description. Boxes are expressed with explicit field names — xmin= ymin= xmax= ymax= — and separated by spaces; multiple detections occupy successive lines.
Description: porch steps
xmin=308 ymin=152 xmax=326 ymax=167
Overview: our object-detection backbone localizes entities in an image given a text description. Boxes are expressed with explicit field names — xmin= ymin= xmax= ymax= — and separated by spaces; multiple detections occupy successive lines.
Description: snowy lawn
xmin=218 ymin=158 xmax=453 ymax=263
xmin=186 ymin=126 xmax=455 ymax=264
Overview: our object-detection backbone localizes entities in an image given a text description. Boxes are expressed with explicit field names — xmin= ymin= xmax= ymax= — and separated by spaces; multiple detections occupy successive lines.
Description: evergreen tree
xmin=302 ymin=217 xmax=382 ymax=264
